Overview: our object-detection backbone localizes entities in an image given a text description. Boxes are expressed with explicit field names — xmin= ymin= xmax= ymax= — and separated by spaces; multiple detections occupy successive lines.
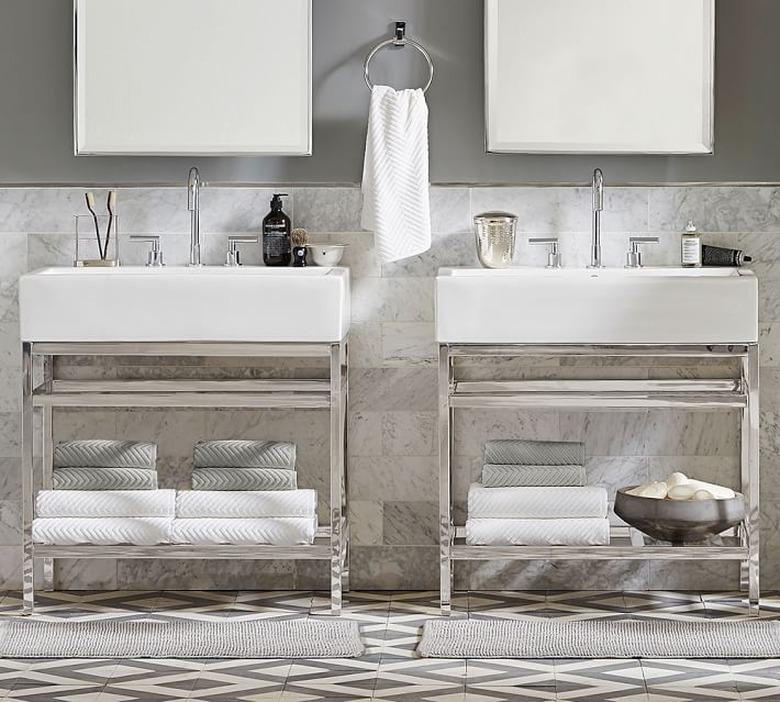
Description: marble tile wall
xmin=0 ymin=184 xmax=775 ymax=591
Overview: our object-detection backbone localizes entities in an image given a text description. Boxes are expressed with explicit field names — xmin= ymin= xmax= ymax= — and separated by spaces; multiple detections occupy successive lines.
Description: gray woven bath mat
xmin=0 ymin=618 xmax=363 ymax=658
xmin=418 ymin=618 xmax=780 ymax=658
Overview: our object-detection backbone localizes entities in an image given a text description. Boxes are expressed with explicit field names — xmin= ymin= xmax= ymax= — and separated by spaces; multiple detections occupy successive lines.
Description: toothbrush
xmin=103 ymin=190 xmax=117 ymax=259
xmin=84 ymin=192 xmax=103 ymax=259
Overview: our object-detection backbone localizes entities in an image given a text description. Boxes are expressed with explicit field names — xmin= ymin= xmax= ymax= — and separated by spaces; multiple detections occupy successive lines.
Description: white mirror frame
xmin=74 ymin=0 xmax=312 ymax=156
xmin=485 ymin=0 xmax=715 ymax=155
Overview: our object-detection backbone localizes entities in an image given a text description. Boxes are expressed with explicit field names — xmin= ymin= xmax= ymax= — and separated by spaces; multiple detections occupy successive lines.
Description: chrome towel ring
xmin=363 ymin=21 xmax=434 ymax=93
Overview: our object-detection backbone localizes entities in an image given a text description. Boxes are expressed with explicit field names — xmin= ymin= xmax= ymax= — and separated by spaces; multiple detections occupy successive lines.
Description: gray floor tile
xmin=4 ymin=590 xmax=780 ymax=701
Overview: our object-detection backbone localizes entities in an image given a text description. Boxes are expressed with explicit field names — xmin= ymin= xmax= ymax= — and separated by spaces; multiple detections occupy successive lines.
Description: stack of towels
xmin=34 ymin=438 xmax=174 ymax=545
xmin=175 ymin=440 xmax=317 ymax=546
xmin=33 ymin=488 xmax=175 ymax=546
xmin=191 ymin=440 xmax=297 ymax=491
xmin=52 ymin=439 xmax=159 ymax=490
xmin=466 ymin=439 xmax=610 ymax=546
xmin=32 ymin=439 xmax=318 ymax=547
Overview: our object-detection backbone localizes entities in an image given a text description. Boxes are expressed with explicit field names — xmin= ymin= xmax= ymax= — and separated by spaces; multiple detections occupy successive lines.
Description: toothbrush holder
xmin=74 ymin=214 xmax=120 ymax=267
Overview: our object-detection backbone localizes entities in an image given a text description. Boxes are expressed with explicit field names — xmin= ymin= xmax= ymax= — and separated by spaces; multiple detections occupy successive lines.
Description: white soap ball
xmin=692 ymin=489 xmax=716 ymax=501
xmin=667 ymin=484 xmax=697 ymax=501
xmin=641 ymin=482 xmax=668 ymax=499
xmin=653 ymin=481 xmax=669 ymax=499
xmin=685 ymin=479 xmax=735 ymax=500
xmin=666 ymin=472 xmax=689 ymax=488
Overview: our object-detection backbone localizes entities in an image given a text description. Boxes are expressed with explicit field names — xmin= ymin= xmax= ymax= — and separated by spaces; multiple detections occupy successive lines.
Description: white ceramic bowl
xmin=306 ymin=244 xmax=347 ymax=267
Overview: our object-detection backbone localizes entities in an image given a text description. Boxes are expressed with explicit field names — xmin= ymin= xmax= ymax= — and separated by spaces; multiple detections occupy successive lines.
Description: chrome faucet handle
xmin=129 ymin=235 xmax=164 ymax=267
xmin=625 ymin=236 xmax=659 ymax=268
xmin=225 ymin=235 xmax=258 ymax=267
xmin=529 ymin=237 xmax=561 ymax=268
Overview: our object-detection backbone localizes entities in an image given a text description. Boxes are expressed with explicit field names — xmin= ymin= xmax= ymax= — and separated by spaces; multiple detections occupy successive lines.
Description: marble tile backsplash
xmin=0 ymin=184 xmax=775 ymax=592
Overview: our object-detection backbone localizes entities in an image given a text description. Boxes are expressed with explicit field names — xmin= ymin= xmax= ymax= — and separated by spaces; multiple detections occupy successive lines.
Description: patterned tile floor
xmin=0 ymin=589 xmax=778 ymax=701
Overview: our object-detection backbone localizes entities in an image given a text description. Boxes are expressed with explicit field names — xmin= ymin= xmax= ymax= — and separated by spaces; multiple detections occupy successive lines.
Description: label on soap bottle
xmin=681 ymin=237 xmax=701 ymax=265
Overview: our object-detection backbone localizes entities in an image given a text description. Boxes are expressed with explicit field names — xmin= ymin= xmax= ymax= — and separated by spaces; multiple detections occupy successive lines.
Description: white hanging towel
xmin=361 ymin=85 xmax=431 ymax=262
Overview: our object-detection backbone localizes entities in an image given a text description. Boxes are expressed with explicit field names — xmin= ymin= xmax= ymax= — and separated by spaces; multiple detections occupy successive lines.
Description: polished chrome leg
xmin=21 ymin=343 xmax=34 ymax=614
xmin=42 ymin=356 xmax=54 ymax=592
xmin=342 ymin=341 xmax=350 ymax=594
xmin=439 ymin=344 xmax=453 ymax=615
xmin=742 ymin=344 xmax=760 ymax=615
xmin=329 ymin=342 xmax=346 ymax=615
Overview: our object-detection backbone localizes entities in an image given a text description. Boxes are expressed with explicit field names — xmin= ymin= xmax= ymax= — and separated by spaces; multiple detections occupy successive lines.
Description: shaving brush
xmin=291 ymin=228 xmax=308 ymax=267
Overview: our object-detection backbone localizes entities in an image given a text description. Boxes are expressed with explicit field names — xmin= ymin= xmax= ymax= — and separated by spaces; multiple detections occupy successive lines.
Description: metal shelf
xmin=451 ymin=379 xmax=747 ymax=409
xmin=438 ymin=342 xmax=760 ymax=617
xmin=451 ymin=527 xmax=748 ymax=561
xmin=35 ymin=541 xmax=332 ymax=561
xmin=22 ymin=340 xmax=349 ymax=616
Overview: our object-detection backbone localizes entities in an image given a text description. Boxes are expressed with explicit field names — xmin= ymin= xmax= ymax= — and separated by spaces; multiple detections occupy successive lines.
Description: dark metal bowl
xmin=614 ymin=486 xmax=745 ymax=543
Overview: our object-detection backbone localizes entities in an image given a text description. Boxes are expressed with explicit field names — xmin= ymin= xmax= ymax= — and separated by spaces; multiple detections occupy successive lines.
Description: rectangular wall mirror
xmin=485 ymin=0 xmax=714 ymax=154
xmin=74 ymin=0 xmax=311 ymax=156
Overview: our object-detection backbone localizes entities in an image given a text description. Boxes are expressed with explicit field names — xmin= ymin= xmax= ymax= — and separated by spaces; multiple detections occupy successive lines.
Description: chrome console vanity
xmin=18 ymin=266 xmax=350 ymax=615
xmin=436 ymin=265 xmax=760 ymax=615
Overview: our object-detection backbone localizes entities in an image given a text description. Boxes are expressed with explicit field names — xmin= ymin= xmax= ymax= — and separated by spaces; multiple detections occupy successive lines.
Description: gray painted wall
xmin=1 ymin=0 xmax=779 ymax=185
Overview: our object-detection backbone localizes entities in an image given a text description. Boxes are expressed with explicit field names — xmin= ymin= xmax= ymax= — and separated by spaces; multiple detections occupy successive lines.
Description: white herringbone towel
xmin=176 ymin=490 xmax=316 ymax=518
xmin=33 ymin=518 xmax=173 ymax=545
xmin=465 ymin=518 xmax=610 ymax=546
xmin=36 ymin=490 xmax=175 ymax=518
xmin=361 ymin=85 xmax=431 ymax=262
xmin=170 ymin=517 xmax=317 ymax=546
xmin=467 ymin=484 xmax=608 ymax=519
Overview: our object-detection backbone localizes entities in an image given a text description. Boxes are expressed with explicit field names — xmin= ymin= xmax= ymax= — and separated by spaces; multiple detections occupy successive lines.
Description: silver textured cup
xmin=473 ymin=211 xmax=518 ymax=269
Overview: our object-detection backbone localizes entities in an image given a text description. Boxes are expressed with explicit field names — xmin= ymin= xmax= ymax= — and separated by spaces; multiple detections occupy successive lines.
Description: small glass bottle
xmin=262 ymin=193 xmax=292 ymax=266
xmin=681 ymin=219 xmax=701 ymax=268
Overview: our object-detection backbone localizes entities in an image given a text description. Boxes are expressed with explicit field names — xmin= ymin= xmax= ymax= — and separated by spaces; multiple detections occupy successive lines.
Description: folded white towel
xmin=468 ymin=484 xmax=608 ymax=519
xmin=36 ymin=490 xmax=175 ymax=518
xmin=32 ymin=517 xmax=173 ymax=545
xmin=176 ymin=490 xmax=317 ymax=518
xmin=361 ymin=85 xmax=431 ymax=263
xmin=465 ymin=518 xmax=610 ymax=546
xmin=170 ymin=517 xmax=317 ymax=546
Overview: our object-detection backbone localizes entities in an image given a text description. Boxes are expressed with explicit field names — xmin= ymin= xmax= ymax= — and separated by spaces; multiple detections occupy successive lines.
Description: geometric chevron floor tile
xmin=0 ymin=590 xmax=778 ymax=701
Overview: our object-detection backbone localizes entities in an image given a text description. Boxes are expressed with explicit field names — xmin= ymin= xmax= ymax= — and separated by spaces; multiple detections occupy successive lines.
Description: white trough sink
xmin=20 ymin=267 xmax=350 ymax=343
xmin=436 ymin=267 xmax=757 ymax=345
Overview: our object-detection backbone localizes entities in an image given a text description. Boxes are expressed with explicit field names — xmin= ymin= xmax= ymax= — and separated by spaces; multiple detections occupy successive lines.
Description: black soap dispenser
xmin=262 ymin=193 xmax=292 ymax=266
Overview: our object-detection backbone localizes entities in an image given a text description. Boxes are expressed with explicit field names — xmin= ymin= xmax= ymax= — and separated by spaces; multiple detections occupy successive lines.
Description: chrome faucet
xmin=590 ymin=168 xmax=604 ymax=268
xmin=187 ymin=166 xmax=201 ymax=266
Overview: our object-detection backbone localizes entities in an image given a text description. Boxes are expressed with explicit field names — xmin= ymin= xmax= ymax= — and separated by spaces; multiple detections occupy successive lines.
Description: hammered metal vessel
xmin=473 ymin=211 xmax=517 ymax=269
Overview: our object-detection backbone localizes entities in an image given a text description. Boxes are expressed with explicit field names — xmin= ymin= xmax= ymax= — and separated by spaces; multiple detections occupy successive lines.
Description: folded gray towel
xmin=192 ymin=467 xmax=298 ymax=491
xmin=484 ymin=440 xmax=585 ymax=466
xmin=481 ymin=464 xmax=586 ymax=488
xmin=193 ymin=440 xmax=296 ymax=470
xmin=54 ymin=440 xmax=157 ymax=470
xmin=53 ymin=467 xmax=158 ymax=491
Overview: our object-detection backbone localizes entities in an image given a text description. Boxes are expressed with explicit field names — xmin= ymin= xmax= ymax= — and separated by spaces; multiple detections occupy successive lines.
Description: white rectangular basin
xmin=20 ymin=267 xmax=350 ymax=343
xmin=436 ymin=267 xmax=757 ymax=345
